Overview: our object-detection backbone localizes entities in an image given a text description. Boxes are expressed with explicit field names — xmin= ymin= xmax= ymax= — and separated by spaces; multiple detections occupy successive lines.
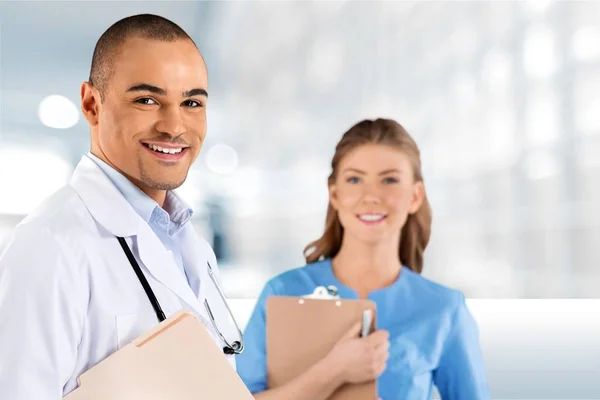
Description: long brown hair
xmin=303 ymin=118 xmax=432 ymax=273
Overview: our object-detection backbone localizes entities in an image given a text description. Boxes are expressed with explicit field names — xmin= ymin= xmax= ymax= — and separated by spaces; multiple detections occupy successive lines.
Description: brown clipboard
xmin=63 ymin=310 xmax=254 ymax=400
xmin=266 ymin=294 xmax=378 ymax=399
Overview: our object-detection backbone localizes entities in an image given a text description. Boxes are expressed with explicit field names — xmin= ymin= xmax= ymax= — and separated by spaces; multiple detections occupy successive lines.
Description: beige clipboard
xmin=63 ymin=310 xmax=254 ymax=400
xmin=266 ymin=293 xmax=377 ymax=399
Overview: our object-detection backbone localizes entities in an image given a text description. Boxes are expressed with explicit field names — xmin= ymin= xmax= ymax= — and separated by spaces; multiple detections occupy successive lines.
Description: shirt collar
xmin=86 ymin=153 xmax=193 ymax=229
xmin=163 ymin=190 xmax=194 ymax=235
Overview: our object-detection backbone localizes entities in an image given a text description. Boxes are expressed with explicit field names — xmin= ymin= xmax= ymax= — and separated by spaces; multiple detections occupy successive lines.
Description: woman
xmin=236 ymin=118 xmax=489 ymax=400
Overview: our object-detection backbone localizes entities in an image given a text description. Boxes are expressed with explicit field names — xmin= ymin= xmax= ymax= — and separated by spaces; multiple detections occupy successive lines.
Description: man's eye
xmin=182 ymin=100 xmax=203 ymax=107
xmin=135 ymin=98 xmax=157 ymax=105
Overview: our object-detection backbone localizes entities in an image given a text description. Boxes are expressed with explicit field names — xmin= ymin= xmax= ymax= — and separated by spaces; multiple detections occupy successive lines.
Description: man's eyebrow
xmin=126 ymin=84 xmax=208 ymax=98
xmin=126 ymin=83 xmax=166 ymax=95
xmin=183 ymin=88 xmax=208 ymax=98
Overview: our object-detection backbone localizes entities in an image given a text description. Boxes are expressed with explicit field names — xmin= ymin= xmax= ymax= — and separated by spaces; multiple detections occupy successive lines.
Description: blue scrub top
xmin=236 ymin=259 xmax=490 ymax=400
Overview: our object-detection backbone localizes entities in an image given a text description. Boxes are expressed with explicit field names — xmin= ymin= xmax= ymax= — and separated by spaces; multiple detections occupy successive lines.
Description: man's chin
xmin=139 ymin=171 xmax=188 ymax=191
xmin=148 ymin=179 xmax=186 ymax=191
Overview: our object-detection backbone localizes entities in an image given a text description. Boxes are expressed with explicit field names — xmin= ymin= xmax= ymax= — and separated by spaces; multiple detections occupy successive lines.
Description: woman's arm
xmin=432 ymin=293 xmax=490 ymax=400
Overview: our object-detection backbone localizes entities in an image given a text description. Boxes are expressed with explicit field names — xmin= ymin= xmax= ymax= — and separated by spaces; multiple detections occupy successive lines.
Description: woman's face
xmin=330 ymin=144 xmax=424 ymax=245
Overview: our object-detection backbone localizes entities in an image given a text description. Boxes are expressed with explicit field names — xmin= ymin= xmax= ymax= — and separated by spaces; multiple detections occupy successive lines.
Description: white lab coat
xmin=0 ymin=155 xmax=237 ymax=399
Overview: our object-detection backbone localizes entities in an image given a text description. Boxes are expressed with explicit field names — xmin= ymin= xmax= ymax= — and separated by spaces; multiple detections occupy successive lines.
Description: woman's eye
xmin=347 ymin=176 xmax=360 ymax=184
xmin=383 ymin=177 xmax=399 ymax=184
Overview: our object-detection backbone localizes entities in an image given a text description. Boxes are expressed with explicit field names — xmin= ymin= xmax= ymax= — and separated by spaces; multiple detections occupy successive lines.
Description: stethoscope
xmin=117 ymin=237 xmax=245 ymax=355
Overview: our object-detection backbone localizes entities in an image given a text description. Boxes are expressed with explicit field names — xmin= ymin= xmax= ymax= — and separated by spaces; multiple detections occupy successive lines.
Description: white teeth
xmin=147 ymin=144 xmax=183 ymax=154
xmin=359 ymin=214 xmax=385 ymax=222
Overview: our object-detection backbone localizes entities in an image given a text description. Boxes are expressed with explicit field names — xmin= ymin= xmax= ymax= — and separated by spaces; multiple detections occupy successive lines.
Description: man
xmin=0 ymin=14 xmax=240 ymax=398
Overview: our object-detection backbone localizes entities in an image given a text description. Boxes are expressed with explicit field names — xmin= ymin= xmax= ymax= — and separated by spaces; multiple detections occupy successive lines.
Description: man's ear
xmin=80 ymin=81 xmax=101 ymax=127
xmin=408 ymin=181 xmax=425 ymax=214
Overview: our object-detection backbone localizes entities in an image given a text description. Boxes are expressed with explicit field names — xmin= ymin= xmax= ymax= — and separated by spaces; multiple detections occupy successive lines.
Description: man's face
xmin=82 ymin=37 xmax=208 ymax=195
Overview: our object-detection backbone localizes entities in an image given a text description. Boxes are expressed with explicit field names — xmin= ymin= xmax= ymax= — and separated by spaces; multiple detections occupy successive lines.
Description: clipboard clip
xmin=302 ymin=285 xmax=340 ymax=300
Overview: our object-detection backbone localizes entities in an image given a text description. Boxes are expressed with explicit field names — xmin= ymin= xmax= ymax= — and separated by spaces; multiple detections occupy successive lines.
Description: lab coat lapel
xmin=178 ymin=224 xmax=211 ymax=304
xmin=70 ymin=155 xmax=204 ymax=316
xmin=136 ymin=225 xmax=205 ymax=316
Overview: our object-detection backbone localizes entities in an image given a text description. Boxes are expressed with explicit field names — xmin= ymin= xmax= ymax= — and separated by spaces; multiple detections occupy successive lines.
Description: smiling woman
xmin=305 ymin=120 xmax=430 ymax=274
xmin=236 ymin=118 xmax=490 ymax=400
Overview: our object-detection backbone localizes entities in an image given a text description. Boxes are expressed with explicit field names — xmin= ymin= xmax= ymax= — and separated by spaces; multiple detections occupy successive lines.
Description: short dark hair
xmin=89 ymin=14 xmax=196 ymax=99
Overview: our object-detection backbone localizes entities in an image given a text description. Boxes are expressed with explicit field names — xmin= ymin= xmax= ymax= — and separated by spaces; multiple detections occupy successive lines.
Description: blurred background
xmin=1 ymin=0 xmax=599 ymax=300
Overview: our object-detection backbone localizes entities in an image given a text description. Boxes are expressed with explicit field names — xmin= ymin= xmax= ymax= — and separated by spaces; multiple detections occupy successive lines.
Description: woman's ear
xmin=328 ymin=184 xmax=339 ymax=210
xmin=408 ymin=181 xmax=425 ymax=214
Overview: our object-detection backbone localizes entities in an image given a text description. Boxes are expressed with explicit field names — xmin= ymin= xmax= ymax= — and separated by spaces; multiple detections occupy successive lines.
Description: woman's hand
xmin=324 ymin=321 xmax=390 ymax=384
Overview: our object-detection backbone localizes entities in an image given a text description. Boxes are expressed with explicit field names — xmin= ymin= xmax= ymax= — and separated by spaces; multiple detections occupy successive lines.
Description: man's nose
xmin=155 ymin=106 xmax=186 ymax=136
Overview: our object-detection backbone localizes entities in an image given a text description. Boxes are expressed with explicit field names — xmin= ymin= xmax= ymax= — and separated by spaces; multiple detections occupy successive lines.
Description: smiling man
xmin=0 ymin=14 xmax=242 ymax=399
xmin=83 ymin=18 xmax=209 ymax=205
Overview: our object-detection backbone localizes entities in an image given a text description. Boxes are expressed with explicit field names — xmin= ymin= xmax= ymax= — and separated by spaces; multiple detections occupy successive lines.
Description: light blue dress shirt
xmin=86 ymin=153 xmax=193 ymax=281
xmin=236 ymin=259 xmax=490 ymax=400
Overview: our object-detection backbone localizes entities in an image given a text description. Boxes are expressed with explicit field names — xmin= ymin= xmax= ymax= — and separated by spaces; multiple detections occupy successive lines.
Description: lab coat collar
xmin=70 ymin=155 xmax=140 ymax=237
